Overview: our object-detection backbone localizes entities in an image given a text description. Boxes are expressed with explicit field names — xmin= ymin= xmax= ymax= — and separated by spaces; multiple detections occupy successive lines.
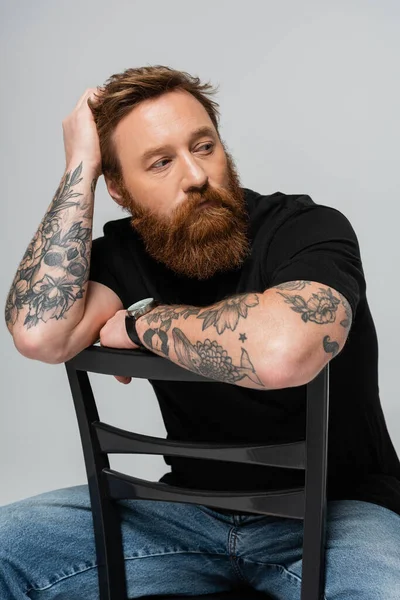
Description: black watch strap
xmin=125 ymin=315 xmax=145 ymax=348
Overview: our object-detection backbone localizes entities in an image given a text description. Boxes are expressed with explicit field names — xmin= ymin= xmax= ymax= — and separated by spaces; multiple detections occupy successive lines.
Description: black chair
xmin=65 ymin=345 xmax=330 ymax=600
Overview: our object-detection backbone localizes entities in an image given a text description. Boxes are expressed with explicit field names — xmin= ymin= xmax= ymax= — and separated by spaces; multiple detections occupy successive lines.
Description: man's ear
xmin=104 ymin=175 xmax=125 ymax=208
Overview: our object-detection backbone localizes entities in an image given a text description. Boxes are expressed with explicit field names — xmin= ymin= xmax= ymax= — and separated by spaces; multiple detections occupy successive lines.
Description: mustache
xmin=184 ymin=185 xmax=236 ymax=213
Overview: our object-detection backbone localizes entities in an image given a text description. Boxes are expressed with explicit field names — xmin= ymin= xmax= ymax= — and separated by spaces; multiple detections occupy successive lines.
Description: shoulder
xmin=244 ymin=187 xmax=315 ymax=234
xmin=244 ymin=188 xmax=358 ymax=244
xmin=271 ymin=195 xmax=360 ymax=249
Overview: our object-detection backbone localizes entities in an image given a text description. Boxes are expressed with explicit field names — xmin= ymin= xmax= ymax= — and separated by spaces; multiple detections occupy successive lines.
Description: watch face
xmin=127 ymin=297 xmax=157 ymax=318
xmin=127 ymin=298 xmax=154 ymax=313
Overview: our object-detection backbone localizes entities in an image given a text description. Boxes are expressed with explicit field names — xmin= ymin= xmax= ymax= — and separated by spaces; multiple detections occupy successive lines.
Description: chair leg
xmin=65 ymin=365 xmax=128 ymax=600
xmin=301 ymin=503 xmax=327 ymax=600
xmin=301 ymin=365 xmax=329 ymax=600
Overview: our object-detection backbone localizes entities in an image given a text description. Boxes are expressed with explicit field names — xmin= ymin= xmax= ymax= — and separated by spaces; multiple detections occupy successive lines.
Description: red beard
xmin=119 ymin=150 xmax=251 ymax=279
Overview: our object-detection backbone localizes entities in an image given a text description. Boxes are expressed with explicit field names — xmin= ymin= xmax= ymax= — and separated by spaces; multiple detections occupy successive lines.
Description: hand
xmin=62 ymin=87 xmax=103 ymax=177
xmin=99 ymin=309 xmax=140 ymax=385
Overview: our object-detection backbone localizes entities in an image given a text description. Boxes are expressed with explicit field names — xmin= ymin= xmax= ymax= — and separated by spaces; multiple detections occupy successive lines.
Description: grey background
xmin=1 ymin=0 xmax=399 ymax=506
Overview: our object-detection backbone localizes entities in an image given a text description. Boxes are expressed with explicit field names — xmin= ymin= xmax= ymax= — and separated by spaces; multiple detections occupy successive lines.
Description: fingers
xmin=114 ymin=375 xmax=132 ymax=384
xmin=89 ymin=87 xmax=104 ymax=106
xmin=76 ymin=87 xmax=103 ymax=110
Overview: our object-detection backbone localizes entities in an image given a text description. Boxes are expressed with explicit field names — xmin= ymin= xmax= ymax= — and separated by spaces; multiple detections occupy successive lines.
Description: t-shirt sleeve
xmin=88 ymin=236 xmax=125 ymax=305
xmin=263 ymin=203 xmax=366 ymax=319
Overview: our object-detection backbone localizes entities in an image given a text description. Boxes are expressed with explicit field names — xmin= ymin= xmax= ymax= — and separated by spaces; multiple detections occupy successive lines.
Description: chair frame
xmin=65 ymin=345 xmax=330 ymax=600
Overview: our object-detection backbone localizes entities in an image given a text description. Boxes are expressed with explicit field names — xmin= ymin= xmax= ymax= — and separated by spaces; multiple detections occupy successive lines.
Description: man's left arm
xmin=135 ymin=280 xmax=353 ymax=390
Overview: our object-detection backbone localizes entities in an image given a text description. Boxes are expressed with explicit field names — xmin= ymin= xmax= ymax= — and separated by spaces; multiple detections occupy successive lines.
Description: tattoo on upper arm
xmin=338 ymin=293 xmax=352 ymax=329
xmin=5 ymin=162 xmax=95 ymax=331
xmin=274 ymin=280 xmax=312 ymax=291
xmin=323 ymin=335 xmax=339 ymax=357
xmin=274 ymin=280 xmax=348 ymax=359
xmin=142 ymin=293 xmax=260 ymax=335
xmin=275 ymin=284 xmax=343 ymax=324
xmin=274 ymin=281 xmax=353 ymax=330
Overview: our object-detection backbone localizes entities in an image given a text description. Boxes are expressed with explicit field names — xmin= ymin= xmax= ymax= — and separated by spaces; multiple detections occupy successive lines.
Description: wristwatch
xmin=125 ymin=297 xmax=161 ymax=348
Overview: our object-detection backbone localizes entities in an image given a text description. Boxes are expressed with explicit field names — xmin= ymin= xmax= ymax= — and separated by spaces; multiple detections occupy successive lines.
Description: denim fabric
xmin=0 ymin=484 xmax=399 ymax=599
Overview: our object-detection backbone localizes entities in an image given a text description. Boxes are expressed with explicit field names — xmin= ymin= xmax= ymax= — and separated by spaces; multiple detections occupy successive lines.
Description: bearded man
xmin=5 ymin=65 xmax=400 ymax=599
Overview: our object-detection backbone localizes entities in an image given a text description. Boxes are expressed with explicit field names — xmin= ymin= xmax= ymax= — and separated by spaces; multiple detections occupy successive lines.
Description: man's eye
xmin=197 ymin=142 xmax=214 ymax=152
xmin=151 ymin=159 xmax=170 ymax=170
xmin=149 ymin=143 xmax=214 ymax=170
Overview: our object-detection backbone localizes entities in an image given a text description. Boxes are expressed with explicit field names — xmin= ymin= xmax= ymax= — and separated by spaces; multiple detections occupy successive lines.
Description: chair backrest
xmin=65 ymin=345 xmax=330 ymax=600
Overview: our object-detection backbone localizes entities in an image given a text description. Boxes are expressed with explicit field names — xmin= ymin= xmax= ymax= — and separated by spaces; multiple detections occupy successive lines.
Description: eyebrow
xmin=140 ymin=126 xmax=217 ymax=165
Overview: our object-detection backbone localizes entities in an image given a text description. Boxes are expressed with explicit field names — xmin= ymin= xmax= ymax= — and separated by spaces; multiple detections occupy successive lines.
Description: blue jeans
xmin=0 ymin=484 xmax=399 ymax=599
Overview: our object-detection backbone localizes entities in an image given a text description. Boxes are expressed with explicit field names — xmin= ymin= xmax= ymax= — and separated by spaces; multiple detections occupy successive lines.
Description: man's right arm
xmin=5 ymin=159 xmax=101 ymax=362
xmin=5 ymin=86 xmax=123 ymax=363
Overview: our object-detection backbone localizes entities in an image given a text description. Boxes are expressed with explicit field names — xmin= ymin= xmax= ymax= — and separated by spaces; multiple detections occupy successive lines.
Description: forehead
xmin=112 ymin=90 xmax=214 ymax=155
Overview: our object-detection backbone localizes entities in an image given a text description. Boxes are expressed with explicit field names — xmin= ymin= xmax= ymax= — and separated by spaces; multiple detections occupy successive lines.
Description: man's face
xmin=107 ymin=89 xmax=250 ymax=279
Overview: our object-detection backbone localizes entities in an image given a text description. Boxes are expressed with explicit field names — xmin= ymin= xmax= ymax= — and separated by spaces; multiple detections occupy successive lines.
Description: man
xmin=4 ymin=65 xmax=400 ymax=599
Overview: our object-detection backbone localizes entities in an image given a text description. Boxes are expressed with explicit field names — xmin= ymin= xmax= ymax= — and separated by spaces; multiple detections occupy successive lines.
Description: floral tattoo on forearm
xmin=141 ymin=293 xmax=260 ymax=335
xmin=5 ymin=162 xmax=95 ymax=331
xmin=142 ymin=325 xmax=265 ymax=387
xmin=140 ymin=293 xmax=265 ymax=386
xmin=174 ymin=329 xmax=264 ymax=386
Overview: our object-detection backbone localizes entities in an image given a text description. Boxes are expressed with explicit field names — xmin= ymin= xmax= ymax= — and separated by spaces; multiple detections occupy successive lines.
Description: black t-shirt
xmin=89 ymin=188 xmax=400 ymax=517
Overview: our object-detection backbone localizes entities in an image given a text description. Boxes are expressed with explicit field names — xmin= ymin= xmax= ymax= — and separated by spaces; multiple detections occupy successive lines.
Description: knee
xmin=0 ymin=500 xmax=36 ymax=559
xmin=325 ymin=500 xmax=400 ymax=599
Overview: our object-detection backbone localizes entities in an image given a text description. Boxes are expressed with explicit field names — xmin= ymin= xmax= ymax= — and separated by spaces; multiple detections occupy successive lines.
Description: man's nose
xmin=181 ymin=154 xmax=208 ymax=191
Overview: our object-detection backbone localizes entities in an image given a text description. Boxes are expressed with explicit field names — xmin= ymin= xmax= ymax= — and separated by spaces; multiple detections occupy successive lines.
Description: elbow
xmin=262 ymin=366 xmax=296 ymax=391
xmin=258 ymin=345 xmax=294 ymax=390
xmin=12 ymin=332 xmax=67 ymax=365
xmin=260 ymin=346 xmax=318 ymax=390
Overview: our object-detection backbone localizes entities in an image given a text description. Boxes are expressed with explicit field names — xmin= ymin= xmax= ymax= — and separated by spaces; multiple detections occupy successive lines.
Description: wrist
xmin=125 ymin=299 xmax=162 ymax=350
xmin=66 ymin=158 xmax=101 ymax=179
xmin=135 ymin=313 xmax=148 ymax=346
